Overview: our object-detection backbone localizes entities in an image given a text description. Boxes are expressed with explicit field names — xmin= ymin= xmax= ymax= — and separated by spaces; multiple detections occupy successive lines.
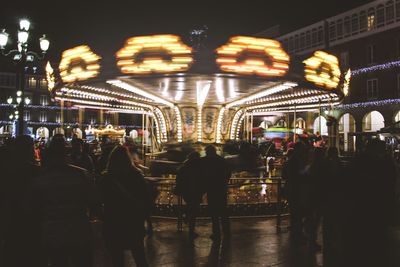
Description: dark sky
xmin=0 ymin=0 xmax=372 ymax=63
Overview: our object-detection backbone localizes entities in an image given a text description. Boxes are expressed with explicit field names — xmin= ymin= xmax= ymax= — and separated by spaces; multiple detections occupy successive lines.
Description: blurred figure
xmin=176 ymin=151 xmax=204 ymax=239
xmin=202 ymin=145 xmax=232 ymax=241
xmin=322 ymin=147 xmax=345 ymax=267
xmin=343 ymin=139 xmax=396 ymax=267
xmin=34 ymin=134 xmax=95 ymax=267
xmin=282 ymin=142 xmax=308 ymax=244
xmin=2 ymin=135 xmax=43 ymax=267
xmin=304 ymin=147 xmax=325 ymax=249
xmin=100 ymin=146 xmax=149 ymax=267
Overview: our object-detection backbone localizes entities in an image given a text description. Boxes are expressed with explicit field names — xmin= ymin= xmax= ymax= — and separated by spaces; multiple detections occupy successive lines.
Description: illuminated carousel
xmin=47 ymin=34 xmax=348 ymax=147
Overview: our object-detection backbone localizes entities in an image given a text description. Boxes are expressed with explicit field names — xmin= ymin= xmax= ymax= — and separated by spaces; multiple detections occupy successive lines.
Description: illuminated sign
xmin=216 ymin=36 xmax=290 ymax=76
xmin=59 ymin=45 xmax=101 ymax=83
xmin=116 ymin=34 xmax=193 ymax=74
xmin=303 ymin=51 xmax=341 ymax=89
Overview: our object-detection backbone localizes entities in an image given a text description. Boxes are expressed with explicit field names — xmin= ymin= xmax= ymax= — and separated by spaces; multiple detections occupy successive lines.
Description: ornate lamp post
xmin=0 ymin=19 xmax=50 ymax=135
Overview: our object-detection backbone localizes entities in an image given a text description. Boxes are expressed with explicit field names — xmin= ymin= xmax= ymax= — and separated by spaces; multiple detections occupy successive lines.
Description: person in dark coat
xmin=202 ymin=145 xmax=232 ymax=241
xmin=176 ymin=151 xmax=204 ymax=239
xmin=2 ymin=135 xmax=43 ymax=267
xmin=282 ymin=142 xmax=308 ymax=243
xmin=100 ymin=145 xmax=149 ymax=267
xmin=34 ymin=134 xmax=95 ymax=267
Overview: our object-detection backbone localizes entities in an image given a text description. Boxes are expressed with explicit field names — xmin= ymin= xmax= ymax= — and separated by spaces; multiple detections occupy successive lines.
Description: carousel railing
xmin=145 ymin=176 xmax=288 ymax=231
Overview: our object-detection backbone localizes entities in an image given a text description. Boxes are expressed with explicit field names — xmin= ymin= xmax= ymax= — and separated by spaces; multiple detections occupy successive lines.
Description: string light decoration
xmin=336 ymin=98 xmax=400 ymax=110
xmin=173 ymin=106 xmax=183 ymax=142
xmin=343 ymin=69 xmax=351 ymax=96
xmin=352 ymin=60 xmax=400 ymax=76
xmin=216 ymin=36 xmax=290 ymax=76
xmin=230 ymin=109 xmax=244 ymax=140
xmin=46 ymin=61 xmax=56 ymax=92
xmin=59 ymin=45 xmax=101 ymax=83
xmin=153 ymin=107 xmax=168 ymax=142
xmin=116 ymin=35 xmax=193 ymax=74
xmin=215 ymin=107 xmax=226 ymax=143
xmin=303 ymin=51 xmax=341 ymax=89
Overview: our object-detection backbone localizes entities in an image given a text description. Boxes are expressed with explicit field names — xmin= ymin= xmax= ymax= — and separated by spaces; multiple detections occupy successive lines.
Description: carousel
xmin=47 ymin=35 xmax=347 ymax=147
xmin=46 ymin=34 xmax=348 ymax=217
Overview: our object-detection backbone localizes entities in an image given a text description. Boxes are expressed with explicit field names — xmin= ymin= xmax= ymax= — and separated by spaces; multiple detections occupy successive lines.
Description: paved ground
xmin=93 ymin=217 xmax=325 ymax=267
xmin=92 ymin=216 xmax=400 ymax=267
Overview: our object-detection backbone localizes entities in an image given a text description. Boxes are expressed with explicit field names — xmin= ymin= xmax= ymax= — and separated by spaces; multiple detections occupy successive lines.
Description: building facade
xmin=259 ymin=0 xmax=400 ymax=153
xmin=0 ymin=71 xmax=141 ymax=141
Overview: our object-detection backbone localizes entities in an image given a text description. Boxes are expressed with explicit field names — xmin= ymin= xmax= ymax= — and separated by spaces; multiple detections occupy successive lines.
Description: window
xmin=351 ymin=14 xmax=359 ymax=34
xmin=289 ymin=37 xmax=294 ymax=51
xmin=340 ymin=51 xmax=349 ymax=68
xmin=56 ymin=112 xmax=61 ymax=123
xmin=27 ymin=77 xmax=37 ymax=89
xmin=396 ymin=0 xmax=400 ymax=21
xmin=300 ymin=33 xmax=305 ymax=50
xmin=377 ymin=5 xmax=385 ymax=27
xmin=336 ymin=19 xmax=343 ymax=39
xmin=317 ymin=27 xmax=324 ymax=44
xmin=39 ymin=111 xmax=47 ymax=122
xmin=367 ymin=79 xmax=378 ymax=99
xmin=360 ymin=11 xmax=368 ymax=32
xmin=305 ymin=31 xmax=311 ymax=48
xmin=329 ymin=22 xmax=336 ymax=41
xmin=311 ymin=29 xmax=317 ymax=46
xmin=367 ymin=8 xmax=376 ymax=31
xmin=23 ymin=111 xmax=30 ymax=121
xmin=344 ymin=17 xmax=351 ymax=36
xmin=0 ymin=73 xmax=16 ymax=88
xmin=40 ymin=95 xmax=48 ymax=106
xmin=294 ymin=35 xmax=299 ymax=51
xmin=386 ymin=1 xmax=395 ymax=23
xmin=39 ymin=79 xmax=48 ymax=90
xmin=367 ymin=45 xmax=375 ymax=64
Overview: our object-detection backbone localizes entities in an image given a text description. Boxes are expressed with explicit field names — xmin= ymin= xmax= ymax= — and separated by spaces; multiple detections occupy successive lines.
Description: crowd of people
xmin=0 ymin=135 xmax=232 ymax=267
xmin=0 ymin=133 xmax=398 ymax=267
xmin=282 ymin=139 xmax=397 ymax=267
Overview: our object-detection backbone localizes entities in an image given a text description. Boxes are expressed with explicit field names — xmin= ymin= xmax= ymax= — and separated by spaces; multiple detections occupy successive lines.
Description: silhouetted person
xmin=100 ymin=145 xmax=149 ymax=267
xmin=343 ymin=139 xmax=396 ymax=267
xmin=33 ymin=134 xmax=95 ymax=267
xmin=202 ymin=145 xmax=231 ymax=241
xmin=176 ymin=151 xmax=204 ymax=239
xmin=71 ymin=139 xmax=95 ymax=174
xmin=322 ymin=147 xmax=345 ymax=267
xmin=304 ymin=147 xmax=325 ymax=249
xmin=282 ymin=142 xmax=308 ymax=243
xmin=2 ymin=135 xmax=43 ymax=267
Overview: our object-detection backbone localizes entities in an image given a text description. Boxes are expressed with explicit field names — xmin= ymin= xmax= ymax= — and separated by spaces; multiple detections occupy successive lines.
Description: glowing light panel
xmin=216 ymin=36 xmax=290 ymax=77
xmin=59 ymin=45 xmax=101 ymax=83
xmin=303 ymin=51 xmax=341 ymax=89
xmin=116 ymin=34 xmax=193 ymax=74
xmin=343 ymin=69 xmax=351 ymax=96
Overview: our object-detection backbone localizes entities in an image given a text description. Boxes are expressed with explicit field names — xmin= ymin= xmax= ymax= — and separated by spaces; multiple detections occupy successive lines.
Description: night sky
xmin=0 ymin=0 xmax=372 ymax=65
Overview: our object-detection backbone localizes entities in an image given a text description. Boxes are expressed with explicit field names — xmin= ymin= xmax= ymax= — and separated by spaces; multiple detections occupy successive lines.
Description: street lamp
xmin=0 ymin=18 xmax=50 ymax=135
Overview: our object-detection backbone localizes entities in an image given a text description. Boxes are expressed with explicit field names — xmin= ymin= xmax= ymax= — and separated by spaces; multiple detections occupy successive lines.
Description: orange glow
xmin=59 ymin=45 xmax=101 ymax=83
xmin=216 ymin=36 xmax=290 ymax=77
xmin=303 ymin=51 xmax=341 ymax=89
xmin=116 ymin=34 xmax=193 ymax=74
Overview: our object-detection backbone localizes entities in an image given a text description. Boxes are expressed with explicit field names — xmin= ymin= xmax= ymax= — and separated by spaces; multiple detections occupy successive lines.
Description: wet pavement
xmin=92 ymin=216 xmax=400 ymax=267
xmin=93 ymin=217 xmax=325 ymax=267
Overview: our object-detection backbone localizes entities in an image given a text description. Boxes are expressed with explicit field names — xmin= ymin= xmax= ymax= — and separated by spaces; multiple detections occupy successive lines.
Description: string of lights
xmin=0 ymin=120 xmax=143 ymax=129
xmin=336 ymin=98 xmax=400 ymax=110
xmin=352 ymin=60 xmax=400 ymax=76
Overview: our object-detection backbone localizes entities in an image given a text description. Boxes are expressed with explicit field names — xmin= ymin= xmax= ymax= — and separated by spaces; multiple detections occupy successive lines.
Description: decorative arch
xmin=362 ymin=110 xmax=384 ymax=132
xmin=394 ymin=110 xmax=400 ymax=123
xmin=313 ymin=116 xmax=328 ymax=135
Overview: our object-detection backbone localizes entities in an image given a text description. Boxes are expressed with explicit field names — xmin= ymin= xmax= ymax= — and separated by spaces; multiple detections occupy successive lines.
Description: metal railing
xmin=145 ymin=177 xmax=288 ymax=231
